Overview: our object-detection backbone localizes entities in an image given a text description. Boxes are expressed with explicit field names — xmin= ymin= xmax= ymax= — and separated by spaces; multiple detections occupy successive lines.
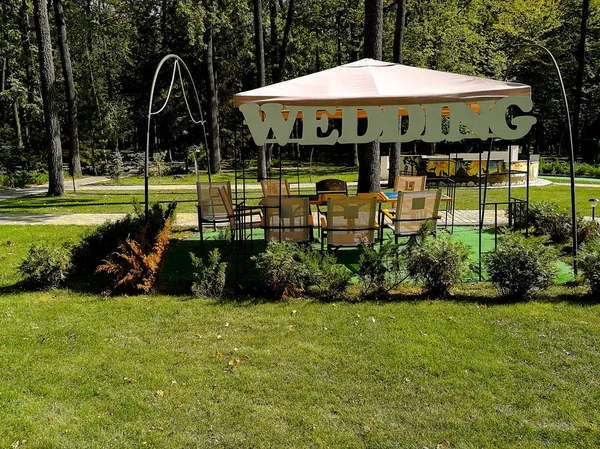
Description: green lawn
xmin=0 ymin=226 xmax=599 ymax=448
xmin=1 ymin=183 xmax=599 ymax=216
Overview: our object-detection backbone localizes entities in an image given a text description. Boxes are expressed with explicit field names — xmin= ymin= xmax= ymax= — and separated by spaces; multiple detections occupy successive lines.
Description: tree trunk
xmin=54 ymin=0 xmax=82 ymax=178
xmin=277 ymin=0 xmax=295 ymax=82
xmin=389 ymin=0 xmax=406 ymax=187
xmin=204 ymin=12 xmax=221 ymax=174
xmin=33 ymin=0 xmax=64 ymax=196
xmin=357 ymin=0 xmax=382 ymax=193
xmin=254 ymin=0 xmax=267 ymax=180
xmin=19 ymin=0 xmax=35 ymax=148
xmin=13 ymin=100 xmax=23 ymax=149
xmin=574 ymin=0 xmax=590 ymax=161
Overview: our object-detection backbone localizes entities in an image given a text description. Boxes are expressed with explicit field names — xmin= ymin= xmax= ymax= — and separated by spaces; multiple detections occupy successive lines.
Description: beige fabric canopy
xmin=234 ymin=58 xmax=531 ymax=107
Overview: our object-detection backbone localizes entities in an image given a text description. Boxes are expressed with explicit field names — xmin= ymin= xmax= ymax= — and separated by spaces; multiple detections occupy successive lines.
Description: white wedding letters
xmin=239 ymin=96 xmax=536 ymax=146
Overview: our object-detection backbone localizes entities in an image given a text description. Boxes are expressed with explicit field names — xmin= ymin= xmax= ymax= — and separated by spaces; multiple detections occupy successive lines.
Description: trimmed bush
xmin=578 ymin=237 xmax=600 ymax=296
xmin=485 ymin=233 xmax=558 ymax=300
xmin=406 ymin=235 xmax=470 ymax=298
xmin=190 ymin=249 xmax=228 ymax=298
xmin=357 ymin=242 xmax=408 ymax=300
xmin=18 ymin=243 xmax=71 ymax=289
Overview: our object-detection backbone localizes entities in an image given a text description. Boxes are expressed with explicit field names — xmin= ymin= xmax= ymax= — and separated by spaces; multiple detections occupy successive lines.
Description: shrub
xmin=298 ymin=247 xmax=351 ymax=300
xmin=190 ymin=249 xmax=228 ymax=298
xmin=18 ymin=243 xmax=71 ymax=289
xmin=70 ymin=202 xmax=176 ymax=277
xmin=252 ymin=241 xmax=351 ymax=300
xmin=252 ymin=240 xmax=312 ymax=298
xmin=577 ymin=216 xmax=599 ymax=247
xmin=107 ymin=151 xmax=124 ymax=183
xmin=485 ymin=233 xmax=558 ymax=300
xmin=96 ymin=219 xmax=172 ymax=293
xmin=528 ymin=201 xmax=572 ymax=243
xmin=406 ymin=235 xmax=470 ymax=298
xmin=0 ymin=172 xmax=46 ymax=188
xmin=578 ymin=237 xmax=600 ymax=296
xmin=357 ymin=242 xmax=408 ymax=300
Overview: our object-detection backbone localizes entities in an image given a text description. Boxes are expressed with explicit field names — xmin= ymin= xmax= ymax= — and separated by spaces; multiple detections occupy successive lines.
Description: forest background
xmin=1 ymin=0 xmax=599 ymax=195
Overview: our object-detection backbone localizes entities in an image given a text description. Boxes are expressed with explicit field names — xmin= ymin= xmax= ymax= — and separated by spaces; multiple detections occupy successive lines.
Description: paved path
xmin=0 ymin=175 xmax=554 ymax=227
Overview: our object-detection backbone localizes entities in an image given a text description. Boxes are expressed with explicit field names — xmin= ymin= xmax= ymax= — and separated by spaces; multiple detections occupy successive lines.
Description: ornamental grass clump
xmin=484 ymin=232 xmax=558 ymax=300
xmin=406 ymin=234 xmax=470 ymax=299
xmin=578 ymin=237 xmax=600 ymax=296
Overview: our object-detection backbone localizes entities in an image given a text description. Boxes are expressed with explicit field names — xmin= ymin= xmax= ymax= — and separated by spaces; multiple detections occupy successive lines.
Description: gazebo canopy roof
xmin=234 ymin=58 xmax=531 ymax=107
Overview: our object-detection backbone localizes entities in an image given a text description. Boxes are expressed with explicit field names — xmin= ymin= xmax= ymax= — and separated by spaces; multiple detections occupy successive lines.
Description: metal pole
xmin=517 ymin=43 xmax=578 ymax=275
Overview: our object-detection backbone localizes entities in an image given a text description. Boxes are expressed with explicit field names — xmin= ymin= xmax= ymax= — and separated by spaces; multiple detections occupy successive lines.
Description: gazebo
xmin=231 ymin=59 xmax=537 ymax=272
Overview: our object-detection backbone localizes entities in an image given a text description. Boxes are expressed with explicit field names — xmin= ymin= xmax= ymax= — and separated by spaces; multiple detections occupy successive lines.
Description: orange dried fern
xmin=97 ymin=219 xmax=172 ymax=293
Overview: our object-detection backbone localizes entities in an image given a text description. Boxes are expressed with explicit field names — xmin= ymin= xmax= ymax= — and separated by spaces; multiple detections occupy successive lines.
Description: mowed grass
xmin=1 ymin=226 xmax=599 ymax=447
xmin=3 ymin=176 xmax=600 ymax=215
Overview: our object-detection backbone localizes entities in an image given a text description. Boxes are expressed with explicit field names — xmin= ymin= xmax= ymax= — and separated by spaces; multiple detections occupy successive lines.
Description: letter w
xmin=239 ymin=103 xmax=299 ymax=146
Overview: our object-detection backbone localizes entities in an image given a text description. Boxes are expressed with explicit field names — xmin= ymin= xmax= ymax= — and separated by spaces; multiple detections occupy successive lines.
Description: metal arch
xmin=144 ymin=54 xmax=210 ymax=218
xmin=513 ymin=43 xmax=578 ymax=275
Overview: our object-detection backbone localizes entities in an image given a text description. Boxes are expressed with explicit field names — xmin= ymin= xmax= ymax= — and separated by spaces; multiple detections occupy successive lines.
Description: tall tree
xmin=33 ymin=0 xmax=64 ymax=196
xmin=54 ymin=0 xmax=82 ymax=178
xmin=357 ymin=0 xmax=382 ymax=193
xmin=388 ymin=0 xmax=406 ymax=187
xmin=574 ymin=0 xmax=590 ymax=161
xmin=204 ymin=2 xmax=221 ymax=174
xmin=254 ymin=0 xmax=267 ymax=180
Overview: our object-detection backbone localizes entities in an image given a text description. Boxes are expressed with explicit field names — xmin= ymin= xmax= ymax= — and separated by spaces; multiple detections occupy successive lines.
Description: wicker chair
xmin=217 ymin=186 xmax=262 ymax=248
xmin=316 ymin=178 xmax=348 ymax=196
xmin=320 ymin=196 xmax=378 ymax=250
xmin=262 ymin=196 xmax=314 ymax=243
xmin=390 ymin=175 xmax=427 ymax=210
xmin=382 ymin=189 xmax=442 ymax=243
xmin=197 ymin=181 xmax=232 ymax=247
xmin=260 ymin=179 xmax=291 ymax=197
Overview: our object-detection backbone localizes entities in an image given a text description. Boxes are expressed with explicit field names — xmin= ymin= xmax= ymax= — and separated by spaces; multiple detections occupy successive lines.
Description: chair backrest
xmin=316 ymin=178 xmax=348 ymax=195
xmin=393 ymin=175 xmax=427 ymax=192
xmin=394 ymin=189 xmax=441 ymax=236
xmin=326 ymin=197 xmax=377 ymax=247
xmin=217 ymin=186 xmax=235 ymax=226
xmin=260 ymin=179 xmax=291 ymax=197
xmin=262 ymin=196 xmax=311 ymax=243
xmin=197 ymin=181 xmax=231 ymax=221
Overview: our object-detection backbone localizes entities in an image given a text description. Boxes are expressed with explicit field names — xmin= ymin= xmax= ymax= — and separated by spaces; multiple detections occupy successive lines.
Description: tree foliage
xmin=1 ymin=0 xmax=600 ymax=177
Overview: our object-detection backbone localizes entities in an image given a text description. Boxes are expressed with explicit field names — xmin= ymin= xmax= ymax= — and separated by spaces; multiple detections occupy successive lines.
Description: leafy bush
xmin=18 ymin=244 xmax=71 ymax=289
xmin=70 ymin=202 xmax=176 ymax=277
xmin=406 ymin=235 xmax=470 ymax=298
xmin=485 ymin=233 xmax=558 ymax=300
xmin=357 ymin=242 xmax=408 ymax=300
xmin=578 ymin=237 xmax=600 ymax=296
xmin=96 ymin=219 xmax=172 ymax=293
xmin=190 ymin=249 xmax=228 ymax=298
